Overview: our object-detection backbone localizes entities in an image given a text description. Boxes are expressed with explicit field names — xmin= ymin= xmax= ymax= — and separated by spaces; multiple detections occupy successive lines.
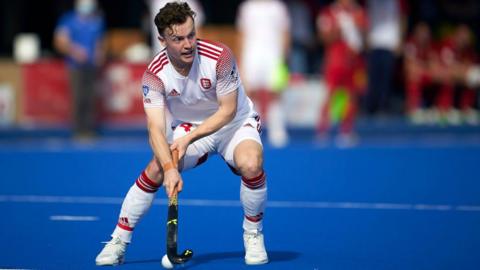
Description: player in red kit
xmin=404 ymin=22 xmax=437 ymax=124
xmin=435 ymin=24 xmax=479 ymax=125
xmin=316 ymin=0 xmax=367 ymax=146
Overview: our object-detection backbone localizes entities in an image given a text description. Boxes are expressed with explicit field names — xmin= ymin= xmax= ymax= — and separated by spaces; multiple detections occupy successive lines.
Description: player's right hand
xmin=163 ymin=169 xmax=183 ymax=198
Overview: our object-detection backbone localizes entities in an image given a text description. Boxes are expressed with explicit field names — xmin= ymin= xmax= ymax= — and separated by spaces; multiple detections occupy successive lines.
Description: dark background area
xmin=0 ymin=0 xmax=243 ymax=58
xmin=0 ymin=0 xmax=479 ymax=59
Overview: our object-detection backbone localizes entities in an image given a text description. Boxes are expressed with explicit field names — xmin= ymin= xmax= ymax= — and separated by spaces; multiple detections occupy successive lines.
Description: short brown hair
xmin=154 ymin=2 xmax=196 ymax=37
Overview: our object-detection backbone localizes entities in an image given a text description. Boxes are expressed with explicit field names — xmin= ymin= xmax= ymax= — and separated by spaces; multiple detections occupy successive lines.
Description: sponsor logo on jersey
xmin=168 ymin=89 xmax=180 ymax=96
xmin=200 ymin=78 xmax=212 ymax=90
xmin=142 ymin=85 xmax=149 ymax=96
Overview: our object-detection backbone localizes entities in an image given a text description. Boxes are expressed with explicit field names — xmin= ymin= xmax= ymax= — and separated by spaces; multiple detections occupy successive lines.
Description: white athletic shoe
xmin=244 ymin=230 xmax=269 ymax=265
xmin=95 ymin=236 xmax=127 ymax=266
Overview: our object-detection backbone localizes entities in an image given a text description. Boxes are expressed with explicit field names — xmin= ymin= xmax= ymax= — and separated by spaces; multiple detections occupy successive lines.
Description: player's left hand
xmin=170 ymin=136 xmax=191 ymax=161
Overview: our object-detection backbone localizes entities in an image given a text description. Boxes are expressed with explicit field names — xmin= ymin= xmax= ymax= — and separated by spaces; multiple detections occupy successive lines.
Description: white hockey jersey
xmin=142 ymin=39 xmax=256 ymax=129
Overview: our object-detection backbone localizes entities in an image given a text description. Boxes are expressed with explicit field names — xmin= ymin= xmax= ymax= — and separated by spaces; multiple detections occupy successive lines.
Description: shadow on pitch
xmin=125 ymin=250 xmax=300 ymax=267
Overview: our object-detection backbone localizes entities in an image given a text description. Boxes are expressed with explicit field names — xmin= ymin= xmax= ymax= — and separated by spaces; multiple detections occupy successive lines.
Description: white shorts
xmin=169 ymin=116 xmax=262 ymax=173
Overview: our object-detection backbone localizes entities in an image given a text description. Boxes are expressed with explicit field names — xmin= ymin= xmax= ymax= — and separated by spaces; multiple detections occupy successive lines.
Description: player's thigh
xmin=171 ymin=122 xmax=214 ymax=172
xmin=180 ymin=140 xmax=212 ymax=172
xmin=219 ymin=117 xmax=263 ymax=174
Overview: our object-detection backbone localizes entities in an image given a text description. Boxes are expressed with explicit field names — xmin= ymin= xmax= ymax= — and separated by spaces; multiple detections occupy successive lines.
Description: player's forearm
xmin=54 ymin=34 xmax=71 ymax=56
xmin=148 ymin=122 xmax=175 ymax=167
xmin=187 ymin=107 xmax=236 ymax=143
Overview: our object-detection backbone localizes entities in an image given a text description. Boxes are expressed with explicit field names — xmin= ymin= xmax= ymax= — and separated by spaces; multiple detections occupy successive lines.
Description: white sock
xmin=111 ymin=171 xmax=159 ymax=243
xmin=240 ymin=171 xmax=267 ymax=232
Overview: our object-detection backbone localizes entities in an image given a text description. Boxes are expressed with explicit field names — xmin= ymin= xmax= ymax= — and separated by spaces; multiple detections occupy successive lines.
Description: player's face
xmin=160 ymin=16 xmax=197 ymax=67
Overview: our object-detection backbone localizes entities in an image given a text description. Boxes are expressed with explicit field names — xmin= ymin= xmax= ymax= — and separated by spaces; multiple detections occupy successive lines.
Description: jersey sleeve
xmin=216 ymin=46 xmax=241 ymax=96
xmin=142 ymin=71 xmax=166 ymax=108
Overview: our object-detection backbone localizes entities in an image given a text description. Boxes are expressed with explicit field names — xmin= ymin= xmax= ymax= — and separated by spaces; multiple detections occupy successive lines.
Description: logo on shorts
xmin=168 ymin=89 xmax=180 ymax=96
xmin=142 ymin=85 xmax=149 ymax=96
xmin=200 ymin=78 xmax=212 ymax=90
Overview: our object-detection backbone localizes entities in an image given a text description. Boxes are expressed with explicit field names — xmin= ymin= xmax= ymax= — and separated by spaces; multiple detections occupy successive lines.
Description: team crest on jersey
xmin=142 ymin=85 xmax=149 ymax=96
xmin=200 ymin=78 xmax=212 ymax=90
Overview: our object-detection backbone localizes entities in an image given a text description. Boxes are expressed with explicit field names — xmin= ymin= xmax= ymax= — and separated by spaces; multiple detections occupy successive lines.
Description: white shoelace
xmin=100 ymin=238 xmax=125 ymax=251
xmin=246 ymin=234 xmax=264 ymax=252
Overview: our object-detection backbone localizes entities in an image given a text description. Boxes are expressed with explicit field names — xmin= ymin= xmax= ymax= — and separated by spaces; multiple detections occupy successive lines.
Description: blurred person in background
xmin=54 ymin=0 xmax=105 ymax=138
xmin=404 ymin=21 xmax=437 ymax=124
xmin=365 ymin=0 xmax=403 ymax=116
xmin=435 ymin=24 xmax=479 ymax=125
xmin=236 ymin=0 xmax=291 ymax=148
xmin=148 ymin=0 xmax=205 ymax=55
xmin=315 ymin=0 xmax=367 ymax=146
xmin=285 ymin=0 xmax=315 ymax=82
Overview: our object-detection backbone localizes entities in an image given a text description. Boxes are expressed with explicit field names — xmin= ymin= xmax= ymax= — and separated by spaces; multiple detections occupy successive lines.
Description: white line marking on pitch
xmin=0 ymin=269 xmax=33 ymax=270
xmin=0 ymin=268 xmax=33 ymax=270
xmin=49 ymin=215 xmax=99 ymax=221
xmin=0 ymin=195 xmax=479 ymax=212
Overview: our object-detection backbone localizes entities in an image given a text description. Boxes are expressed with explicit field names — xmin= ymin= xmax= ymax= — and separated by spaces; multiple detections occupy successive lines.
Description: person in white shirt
xmin=236 ymin=0 xmax=291 ymax=147
xmin=365 ymin=0 xmax=403 ymax=115
xmin=95 ymin=2 xmax=269 ymax=266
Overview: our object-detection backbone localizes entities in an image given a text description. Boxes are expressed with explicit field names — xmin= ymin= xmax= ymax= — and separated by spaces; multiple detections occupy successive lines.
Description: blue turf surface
xmin=1 ymin=132 xmax=480 ymax=270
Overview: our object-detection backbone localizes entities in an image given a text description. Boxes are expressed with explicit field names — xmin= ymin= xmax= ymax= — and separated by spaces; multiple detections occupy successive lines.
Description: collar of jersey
xmin=167 ymin=49 xmax=198 ymax=80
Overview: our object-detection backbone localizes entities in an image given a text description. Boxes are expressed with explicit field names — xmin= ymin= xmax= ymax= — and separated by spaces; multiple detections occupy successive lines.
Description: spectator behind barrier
xmin=54 ymin=0 xmax=106 ymax=138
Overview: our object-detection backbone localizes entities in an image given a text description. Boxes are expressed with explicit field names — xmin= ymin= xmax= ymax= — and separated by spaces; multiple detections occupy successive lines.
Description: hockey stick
xmin=166 ymin=149 xmax=193 ymax=264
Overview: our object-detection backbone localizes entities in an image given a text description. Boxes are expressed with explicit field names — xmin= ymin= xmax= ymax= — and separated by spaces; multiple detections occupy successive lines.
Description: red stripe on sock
xmin=117 ymin=222 xmax=133 ymax=231
xmin=245 ymin=175 xmax=265 ymax=186
xmin=141 ymin=171 xmax=160 ymax=187
xmin=135 ymin=171 xmax=160 ymax=193
xmin=243 ymin=181 xmax=265 ymax=189
xmin=245 ymin=212 xmax=264 ymax=223
xmin=243 ymin=179 xmax=266 ymax=189
xmin=242 ymin=171 xmax=265 ymax=183
xmin=136 ymin=178 xmax=157 ymax=193
xmin=242 ymin=171 xmax=266 ymax=189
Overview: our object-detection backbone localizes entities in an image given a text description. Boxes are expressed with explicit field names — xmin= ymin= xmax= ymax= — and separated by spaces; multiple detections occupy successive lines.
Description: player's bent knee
xmin=234 ymin=141 xmax=263 ymax=178
xmin=236 ymin=155 xmax=263 ymax=179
